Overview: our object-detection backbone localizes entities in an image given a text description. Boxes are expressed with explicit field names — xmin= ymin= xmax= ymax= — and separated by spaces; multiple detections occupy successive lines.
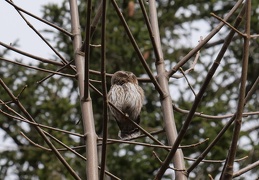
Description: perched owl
xmin=108 ymin=71 xmax=144 ymax=140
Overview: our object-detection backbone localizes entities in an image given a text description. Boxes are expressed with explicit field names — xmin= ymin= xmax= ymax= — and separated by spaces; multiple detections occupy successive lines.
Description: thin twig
xmin=0 ymin=79 xmax=81 ymax=180
xmin=99 ymin=0 xmax=108 ymax=179
xmin=37 ymin=60 xmax=76 ymax=84
xmin=138 ymin=0 xmax=161 ymax=63
xmin=221 ymin=1 xmax=251 ymax=179
xmin=12 ymin=4 xmax=72 ymax=67
xmin=97 ymin=138 xmax=172 ymax=150
xmin=184 ymin=156 xmax=248 ymax=163
xmin=167 ymin=0 xmax=244 ymax=78
xmin=180 ymin=138 xmax=209 ymax=148
xmin=97 ymin=137 xmax=208 ymax=150
xmin=208 ymin=174 xmax=214 ymax=180
xmin=80 ymin=1 xmax=104 ymax=51
xmin=173 ymin=104 xmax=259 ymax=120
xmin=0 ymin=107 xmax=84 ymax=138
xmin=43 ymin=131 xmax=86 ymax=160
xmin=250 ymin=34 xmax=259 ymax=38
xmin=20 ymin=132 xmax=50 ymax=151
xmin=83 ymin=0 xmax=92 ymax=100
xmin=153 ymin=151 xmax=186 ymax=171
xmin=211 ymin=13 xmax=244 ymax=37
xmin=0 ymin=57 xmax=75 ymax=78
xmin=172 ymin=37 xmax=202 ymax=79
xmin=179 ymin=67 xmax=196 ymax=97
xmin=21 ymin=130 xmax=120 ymax=180
xmin=0 ymin=41 xmax=63 ymax=66
xmin=5 ymin=0 xmax=72 ymax=37
xmin=233 ymin=159 xmax=259 ymax=178
xmin=16 ymin=85 xmax=27 ymax=99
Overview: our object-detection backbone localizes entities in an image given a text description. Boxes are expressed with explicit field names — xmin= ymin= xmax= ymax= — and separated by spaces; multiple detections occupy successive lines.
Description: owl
xmin=108 ymin=71 xmax=144 ymax=140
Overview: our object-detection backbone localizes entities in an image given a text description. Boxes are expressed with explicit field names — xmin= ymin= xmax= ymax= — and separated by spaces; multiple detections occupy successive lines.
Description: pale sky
xmin=0 ymin=0 xmax=63 ymax=60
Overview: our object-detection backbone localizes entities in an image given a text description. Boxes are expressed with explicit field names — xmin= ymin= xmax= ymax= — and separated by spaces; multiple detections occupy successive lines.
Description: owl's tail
xmin=118 ymin=128 xmax=140 ymax=140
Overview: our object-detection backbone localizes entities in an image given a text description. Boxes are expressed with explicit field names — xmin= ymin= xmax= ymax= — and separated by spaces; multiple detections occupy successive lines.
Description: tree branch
xmin=69 ymin=0 xmax=99 ymax=179
xmin=99 ymin=0 xmax=108 ymax=179
xmin=221 ymin=1 xmax=251 ymax=179
xmin=147 ymin=0 xmax=186 ymax=179
xmin=110 ymin=0 xmax=165 ymax=97
xmin=0 ymin=79 xmax=81 ymax=179
xmin=5 ymin=0 xmax=73 ymax=37
xmin=167 ymin=0 xmax=244 ymax=78
xmin=155 ymin=1 xmax=244 ymax=178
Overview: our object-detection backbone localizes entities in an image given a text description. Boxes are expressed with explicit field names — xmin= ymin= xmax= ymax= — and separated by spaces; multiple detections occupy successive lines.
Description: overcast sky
xmin=0 ymin=0 xmax=63 ymax=60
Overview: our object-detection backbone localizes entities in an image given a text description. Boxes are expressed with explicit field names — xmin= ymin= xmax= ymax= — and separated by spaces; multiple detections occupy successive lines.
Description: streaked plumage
xmin=108 ymin=71 xmax=144 ymax=140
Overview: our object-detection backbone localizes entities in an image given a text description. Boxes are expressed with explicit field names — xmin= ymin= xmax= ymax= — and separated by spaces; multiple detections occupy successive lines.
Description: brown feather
xmin=108 ymin=71 xmax=144 ymax=140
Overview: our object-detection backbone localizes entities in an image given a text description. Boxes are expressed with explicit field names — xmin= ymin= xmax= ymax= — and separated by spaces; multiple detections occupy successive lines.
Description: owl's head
xmin=111 ymin=71 xmax=138 ymax=85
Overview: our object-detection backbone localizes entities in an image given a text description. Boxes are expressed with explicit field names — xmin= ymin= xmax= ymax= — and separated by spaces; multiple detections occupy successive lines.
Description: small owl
xmin=108 ymin=71 xmax=144 ymax=140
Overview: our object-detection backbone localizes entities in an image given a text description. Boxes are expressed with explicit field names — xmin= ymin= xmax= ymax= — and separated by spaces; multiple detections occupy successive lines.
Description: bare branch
xmin=221 ymin=1 xmax=251 ymax=179
xmin=97 ymin=137 xmax=208 ymax=150
xmin=37 ymin=60 xmax=76 ymax=84
xmin=153 ymin=151 xmax=186 ymax=171
xmin=110 ymin=0 xmax=165 ymax=97
xmin=145 ymin=0 xmax=187 ymax=178
xmin=233 ymin=160 xmax=259 ymax=178
xmin=179 ymin=67 xmax=196 ymax=96
xmin=8 ymin=1 xmax=75 ymax=71
xmin=108 ymin=102 xmax=166 ymax=146
xmin=0 ymin=41 xmax=63 ymax=66
xmin=211 ymin=13 xmax=245 ymax=37
xmin=156 ymin=2 xmax=245 ymax=178
xmin=5 ymin=0 xmax=73 ymax=37
xmin=21 ymin=131 xmax=121 ymax=180
xmin=172 ymin=37 xmax=202 ymax=79
xmin=0 ymin=79 xmax=81 ymax=180
xmin=82 ymin=0 xmax=92 ymax=100
xmin=185 ymin=5 xmax=246 ymax=175
xmin=20 ymin=132 xmax=50 ymax=151
xmin=184 ymin=156 xmax=248 ymax=163
xmin=0 ymin=104 xmax=84 ymax=138
xmin=0 ymin=57 xmax=76 ymax=78
xmin=173 ymin=104 xmax=259 ymax=120
xmin=99 ymin=0 xmax=109 ymax=179
xmin=69 ymin=0 xmax=99 ymax=179
xmin=167 ymin=0 xmax=244 ymax=78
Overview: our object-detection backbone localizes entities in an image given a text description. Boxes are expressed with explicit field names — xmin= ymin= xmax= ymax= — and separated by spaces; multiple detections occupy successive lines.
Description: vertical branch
xmin=138 ymin=0 xmax=161 ymax=64
xmin=69 ymin=0 xmax=99 ymax=179
xmin=148 ymin=0 xmax=186 ymax=179
xmin=155 ymin=1 xmax=243 ymax=178
xmin=187 ymin=5 xmax=246 ymax=175
xmin=221 ymin=1 xmax=251 ymax=179
xmin=110 ymin=0 xmax=164 ymax=96
xmin=99 ymin=0 xmax=108 ymax=179
xmin=83 ymin=0 xmax=92 ymax=100
xmin=81 ymin=0 xmax=104 ymax=51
